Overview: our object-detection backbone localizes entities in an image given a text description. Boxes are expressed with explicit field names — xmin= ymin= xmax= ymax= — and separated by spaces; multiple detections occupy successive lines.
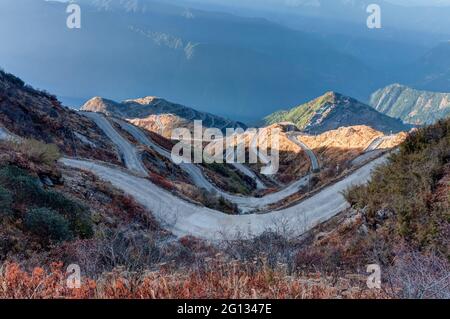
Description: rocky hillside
xmin=0 ymin=70 xmax=120 ymax=163
xmin=265 ymin=92 xmax=412 ymax=134
xmin=370 ymin=84 xmax=450 ymax=125
xmin=81 ymin=96 xmax=246 ymax=138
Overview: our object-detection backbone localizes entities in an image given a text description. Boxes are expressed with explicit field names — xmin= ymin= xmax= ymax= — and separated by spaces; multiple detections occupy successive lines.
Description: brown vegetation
xmin=0 ymin=261 xmax=385 ymax=299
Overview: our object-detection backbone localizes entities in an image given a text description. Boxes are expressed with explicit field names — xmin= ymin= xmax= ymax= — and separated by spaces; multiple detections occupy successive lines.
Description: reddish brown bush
xmin=0 ymin=262 xmax=386 ymax=299
xmin=148 ymin=172 xmax=175 ymax=191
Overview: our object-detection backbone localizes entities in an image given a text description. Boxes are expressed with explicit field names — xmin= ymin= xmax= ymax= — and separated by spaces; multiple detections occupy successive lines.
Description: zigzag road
xmin=109 ymin=117 xmax=310 ymax=213
xmin=60 ymin=155 xmax=388 ymax=240
xmin=2 ymin=119 xmax=390 ymax=240
xmin=81 ymin=112 xmax=147 ymax=175
xmin=82 ymin=113 xmax=385 ymax=215
xmin=286 ymin=132 xmax=320 ymax=172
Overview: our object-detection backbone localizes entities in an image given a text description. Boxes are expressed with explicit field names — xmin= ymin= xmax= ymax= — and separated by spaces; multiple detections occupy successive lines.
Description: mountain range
xmin=4 ymin=0 xmax=448 ymax=121
xmin=81 ymin=96 xmax=246 ymax=138
xmin=265 ymin=92 xmax=412 ymax=134
xmin=397 ymin=41 xmax=450 ymax=92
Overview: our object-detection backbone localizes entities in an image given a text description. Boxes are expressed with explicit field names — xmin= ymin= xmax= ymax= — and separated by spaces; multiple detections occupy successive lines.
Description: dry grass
xmin=299 ymin=126 xmax=384 ymax=167
xmin=7 ymin=139 xmax=60 ymax=166
xmin=0 ymin=261 xmax=386 ymax=299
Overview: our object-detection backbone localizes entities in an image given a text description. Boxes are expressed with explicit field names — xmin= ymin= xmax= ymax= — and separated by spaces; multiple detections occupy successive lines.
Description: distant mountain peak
xmin=81 ymin=95 xmax=247 ymax=138
xmin=370 ymin=84 xmax=450 ymax=125
xmin=265 ymin=92 xmax=412 ymax=134
xmin=125 ymin=96 xmax=160 ymax=105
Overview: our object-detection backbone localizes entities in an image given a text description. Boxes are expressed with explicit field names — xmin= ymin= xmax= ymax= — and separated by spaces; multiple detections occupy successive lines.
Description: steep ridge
xmin=344 ymin=117 xmax=450 ymax=255
xmin=370 ymin=84 xmax=450 ymax=125
xmin=297 ymin=125 xmax=406 ymax=171
xmin=265 ymin=92 xmax=412 ymax=134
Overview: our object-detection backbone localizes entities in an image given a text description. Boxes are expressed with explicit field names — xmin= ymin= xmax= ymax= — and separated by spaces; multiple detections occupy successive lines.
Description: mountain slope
xmin=265 ymin=92 xmax=412 ymax=134
xmin=370 ymin=84 xmax=450 ymax=125
xmin=0 ymin=70 xmax=120 ymax=163
xmin=81 ymin=96 xmax=246 ymax=138
xmin=344 ymin=117 xmax=450 ymax=255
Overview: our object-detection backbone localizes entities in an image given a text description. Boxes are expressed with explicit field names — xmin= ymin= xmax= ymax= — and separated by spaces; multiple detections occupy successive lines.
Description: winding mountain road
xmin=114 ymin=118 xmax=273 ymax=206
xmin=81 ymin=112 xmax=147 ymax=175
xmin=3 ymin=113 xmax=390 ymax=240
xmin=365 ymin=135 xmax=393 ymax=152
xmin=287 ymin=132 xmax=320 ymax=171
xmin=113 ymin=118 xmax=216 ymax=192
xmin=83 ymin=113 xmax=386 ymax=215
xmin=60 ymin=154 xmax=388 ymax=240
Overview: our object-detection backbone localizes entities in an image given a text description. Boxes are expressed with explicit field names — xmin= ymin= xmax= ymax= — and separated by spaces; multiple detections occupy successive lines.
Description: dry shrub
xmin=9 ymin=139 xmax=60 ymax=165
xmin=385 ymin=247 xmax=450 ymax=299
xmin=0 ymin=261 xmax=386 ymax=299
xmin=0 ymin=263 xmax=96 ymax=299
xmin=148 ymin=172 xmax=175 ymax=191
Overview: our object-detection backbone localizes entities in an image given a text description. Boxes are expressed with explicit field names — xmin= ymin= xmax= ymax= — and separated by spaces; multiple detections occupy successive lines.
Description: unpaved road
xmin=60 ymin=154 xmax=388 ymax=240
xmin=81 ymin=112 xmax=147 ymax=175
xmin=364 ymin=135 xmax=394 ymax=152
xmin=85 ymin=114 xmax=383 ymax=215
xmin=112 ymin=118 xmax=295 ymax=213
xmin=113 ymin=118 xmax=216 ymax=192
xmin=287 ymin=133 xmax=320 ymax=171
xmin=232 ymin=162 xmax=266 ymax=190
